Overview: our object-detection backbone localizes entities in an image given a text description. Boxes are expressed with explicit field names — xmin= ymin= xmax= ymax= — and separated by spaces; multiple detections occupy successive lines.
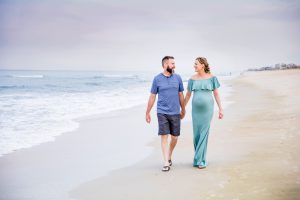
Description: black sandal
xmin=168 ymin=160 xmax=172 ymax=166
xmin=162 ymin=166 xmax=170 ymax=172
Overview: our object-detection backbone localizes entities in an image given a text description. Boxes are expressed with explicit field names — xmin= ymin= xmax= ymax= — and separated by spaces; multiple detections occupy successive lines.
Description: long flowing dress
xmin=187 ymin=76 xmax=220 ymax=167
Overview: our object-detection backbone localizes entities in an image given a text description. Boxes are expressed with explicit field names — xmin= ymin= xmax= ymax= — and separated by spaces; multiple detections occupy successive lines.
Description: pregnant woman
xmin=184 ymin=57 xmax=223 ymax=169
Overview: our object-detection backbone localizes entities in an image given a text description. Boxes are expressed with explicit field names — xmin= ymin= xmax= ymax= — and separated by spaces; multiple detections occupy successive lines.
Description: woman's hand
xmin=218 ymin=109 xmax=224 ymax=119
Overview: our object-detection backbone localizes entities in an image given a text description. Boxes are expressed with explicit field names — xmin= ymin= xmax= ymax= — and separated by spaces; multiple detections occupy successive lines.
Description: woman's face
xmin=194 ymin=60 xmax=204 ymax=72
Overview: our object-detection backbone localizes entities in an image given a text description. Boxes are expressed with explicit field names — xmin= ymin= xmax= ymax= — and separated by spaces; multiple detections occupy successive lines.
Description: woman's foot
xmin=193 ymin=165 xmax=206 ymax=169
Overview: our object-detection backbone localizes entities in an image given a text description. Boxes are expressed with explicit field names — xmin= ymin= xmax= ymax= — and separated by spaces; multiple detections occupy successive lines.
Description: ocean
xmin=0 ymin=70 xmax=234 ymax=157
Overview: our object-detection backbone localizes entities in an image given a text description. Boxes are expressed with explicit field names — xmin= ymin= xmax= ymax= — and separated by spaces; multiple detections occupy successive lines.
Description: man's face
xmin=165 ymin=59 xmax=175 ymax=73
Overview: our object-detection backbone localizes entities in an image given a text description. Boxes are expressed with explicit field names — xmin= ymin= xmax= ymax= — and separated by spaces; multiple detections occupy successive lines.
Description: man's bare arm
xmin=145 ymin=93 xmax=156 ymax=123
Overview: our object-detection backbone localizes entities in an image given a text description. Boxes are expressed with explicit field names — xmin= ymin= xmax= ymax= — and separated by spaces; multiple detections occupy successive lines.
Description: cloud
xmin=0 ymin=0 xmax=299 ymax=73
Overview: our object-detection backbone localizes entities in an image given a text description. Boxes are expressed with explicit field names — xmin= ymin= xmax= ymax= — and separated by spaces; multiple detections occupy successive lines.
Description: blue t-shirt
xmin=150 ymin=73 xmax=184 ymax=115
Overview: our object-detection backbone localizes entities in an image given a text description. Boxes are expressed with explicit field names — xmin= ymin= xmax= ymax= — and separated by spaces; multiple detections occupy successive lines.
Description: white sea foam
xmin=0 ymin=85 xmax=150 ymax=156
xmin=12 ymin=75 xmax=44 ymax=78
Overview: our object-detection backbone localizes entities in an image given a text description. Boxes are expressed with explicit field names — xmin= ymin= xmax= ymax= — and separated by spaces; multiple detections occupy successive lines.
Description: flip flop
xmin=162 ymin=166 xmax=170 ymax=172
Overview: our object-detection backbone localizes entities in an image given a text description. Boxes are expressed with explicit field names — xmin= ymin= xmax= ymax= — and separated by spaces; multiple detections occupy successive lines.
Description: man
xmin=145 ymin=56 xmax=185 ymax=172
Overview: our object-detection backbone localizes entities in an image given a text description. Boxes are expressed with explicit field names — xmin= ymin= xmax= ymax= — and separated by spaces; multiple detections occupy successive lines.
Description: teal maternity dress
xmin=187 ymin=76 xmax=220 ymax=167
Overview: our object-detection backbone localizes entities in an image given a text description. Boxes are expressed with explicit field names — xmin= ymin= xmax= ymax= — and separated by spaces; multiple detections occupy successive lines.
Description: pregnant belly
xmin=192 ymin=92 xmax=214 ymax=111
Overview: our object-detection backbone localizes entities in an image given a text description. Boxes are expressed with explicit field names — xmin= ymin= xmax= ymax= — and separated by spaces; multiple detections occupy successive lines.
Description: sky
xmin=0 ymin=0 xmax=299 ymax=74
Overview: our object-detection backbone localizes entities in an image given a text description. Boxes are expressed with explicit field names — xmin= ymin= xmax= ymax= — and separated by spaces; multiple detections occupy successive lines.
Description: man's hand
xmin=146 ymin=113 xmax=151 ymax=123
xmin=180 ymin=109 xmax=186 ymax=119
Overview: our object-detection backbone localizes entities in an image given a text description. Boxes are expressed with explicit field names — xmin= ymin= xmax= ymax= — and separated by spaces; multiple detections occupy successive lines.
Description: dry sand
xmin=70 ymin=69 xmax=300 ymax=200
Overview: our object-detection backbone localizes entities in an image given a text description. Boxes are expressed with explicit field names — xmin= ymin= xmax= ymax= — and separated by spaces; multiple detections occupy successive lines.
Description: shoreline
xmin=0 ymin=102 xmax=148 ymax=158
xmin=0 ymin=104 xmax=157 ymax=200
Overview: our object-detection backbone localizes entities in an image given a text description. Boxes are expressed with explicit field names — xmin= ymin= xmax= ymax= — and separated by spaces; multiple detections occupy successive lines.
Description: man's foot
xmin=162 ymin=166 xmax=171 ymax=172
xmin=168 ymin=160 xmax=172 ymax=166
xmin=198 ymin=166 xmax=206 ymax=169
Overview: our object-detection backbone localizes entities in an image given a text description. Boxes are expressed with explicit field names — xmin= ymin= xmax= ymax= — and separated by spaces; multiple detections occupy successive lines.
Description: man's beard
xmin=166 ymin=67 xmax=173 ymax=74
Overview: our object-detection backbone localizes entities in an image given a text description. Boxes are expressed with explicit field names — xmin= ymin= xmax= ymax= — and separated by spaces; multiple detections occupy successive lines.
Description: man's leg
xmin=168 ymin=114 xmax=180 ymax=164
xmin=168 ymin=135 xmax=178 ymax=162
xmin=161 ymin=134 xmax=170 ymax=166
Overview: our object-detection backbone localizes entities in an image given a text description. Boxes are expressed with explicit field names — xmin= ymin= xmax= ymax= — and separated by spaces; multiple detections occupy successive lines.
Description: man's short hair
xmin=162 ymin=56 xmax=174 ymax=66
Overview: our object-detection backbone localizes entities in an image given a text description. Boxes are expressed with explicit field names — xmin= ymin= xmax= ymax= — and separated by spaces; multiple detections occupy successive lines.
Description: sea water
xmin=0 ymin=70 xmax=152 ymax=156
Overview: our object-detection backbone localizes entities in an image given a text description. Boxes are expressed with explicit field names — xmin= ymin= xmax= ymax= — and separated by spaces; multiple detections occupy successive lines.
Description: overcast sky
xmin=0 ymin=0 xmax=299 ymax=73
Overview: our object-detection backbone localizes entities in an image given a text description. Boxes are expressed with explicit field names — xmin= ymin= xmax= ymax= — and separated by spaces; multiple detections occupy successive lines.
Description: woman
xmin=184 ymin=57 xmax=223 ymax=169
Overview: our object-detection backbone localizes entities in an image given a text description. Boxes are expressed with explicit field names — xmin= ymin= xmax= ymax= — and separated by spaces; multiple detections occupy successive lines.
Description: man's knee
xmin=171 ymin=135 xmax=178 ymax=141
xmin=161 ymin=134 xmax=169 ymax=141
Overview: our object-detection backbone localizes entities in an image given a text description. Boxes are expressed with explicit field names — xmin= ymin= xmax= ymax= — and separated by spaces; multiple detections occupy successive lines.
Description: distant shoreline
xmin=247 ymin=63 xmax=300 ymax=71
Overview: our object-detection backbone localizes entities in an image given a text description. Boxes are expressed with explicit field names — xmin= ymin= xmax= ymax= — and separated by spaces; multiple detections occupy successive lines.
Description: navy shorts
xmin=157 ymin=113 xmax=181 ymax=136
